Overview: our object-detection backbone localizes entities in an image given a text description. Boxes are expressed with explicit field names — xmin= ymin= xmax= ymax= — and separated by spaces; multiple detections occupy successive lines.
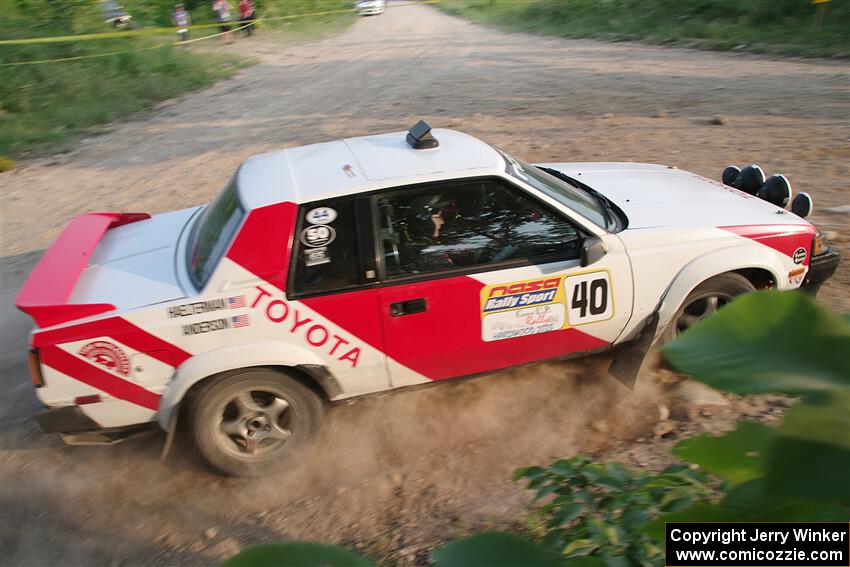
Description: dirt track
xmin=1 ymin=2 xmax=848 ymax=565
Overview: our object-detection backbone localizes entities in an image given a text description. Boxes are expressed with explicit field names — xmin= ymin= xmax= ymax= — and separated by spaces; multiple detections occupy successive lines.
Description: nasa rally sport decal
xmin=78 ymin=341 xmax=130 ymax=377
xmin=300 ymin=225 xmax=336 ymax=248
xmin=480 ymin=276 xmax=566 ymax=342
xmin=793 ymin=246 xmax=807 ymax=265
xmin=480 ymin=271 xmax=614 ymax=341
xmin=305 ymin=207 xmax=337 ymax=225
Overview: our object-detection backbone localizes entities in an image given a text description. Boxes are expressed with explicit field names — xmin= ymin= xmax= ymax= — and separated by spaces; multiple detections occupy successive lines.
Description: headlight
xmin=812 ymin=231 xmax=830 ymax=256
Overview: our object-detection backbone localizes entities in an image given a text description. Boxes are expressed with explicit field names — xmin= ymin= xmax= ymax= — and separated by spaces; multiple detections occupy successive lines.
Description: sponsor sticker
xmin=305 ymin=207 xmax=337 ymax=225
xmin=483 ymin=305 xmax=567 ymax=342
xmin=480 ymin=271 xmax=614 ymax=341
xmin=300 ymin=225 xmax=336 ymax=248
xmin=480 ymin=276 xmax=566 ymax=342
xmin=303 ymin=246 xmax=331 ymax=266
xmin=793 ymin=246 xmax=807 ymax=265
xmin=788 ymin=267 xmax=806 ymax=287
xmin=78 ymin=341 xmax=130 ymax=376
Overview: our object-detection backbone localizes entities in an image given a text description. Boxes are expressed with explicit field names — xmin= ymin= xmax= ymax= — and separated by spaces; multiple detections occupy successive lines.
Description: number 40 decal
xmin=565 ymin=271 xmax=614 ymax=325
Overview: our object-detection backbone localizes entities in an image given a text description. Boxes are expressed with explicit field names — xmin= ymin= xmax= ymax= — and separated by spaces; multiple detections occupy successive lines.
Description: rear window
xmin=187 ymin=177 xmax=244 ymax=289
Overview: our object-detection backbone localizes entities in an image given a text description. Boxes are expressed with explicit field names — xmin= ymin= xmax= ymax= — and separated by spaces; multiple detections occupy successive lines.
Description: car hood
xmin=539 ymin=162 xmax=810 ymax=230
xmin=68 ymin=207 xmax=200 ymax=311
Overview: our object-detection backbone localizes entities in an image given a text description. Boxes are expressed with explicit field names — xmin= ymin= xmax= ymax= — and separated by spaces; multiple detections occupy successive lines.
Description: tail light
xmin=28 ymin=349 xmax=44 ymax=388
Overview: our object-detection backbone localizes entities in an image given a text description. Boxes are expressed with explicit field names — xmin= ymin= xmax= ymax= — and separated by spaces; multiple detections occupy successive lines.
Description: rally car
xmin=16 ymin=122 xmax=840 ymax=476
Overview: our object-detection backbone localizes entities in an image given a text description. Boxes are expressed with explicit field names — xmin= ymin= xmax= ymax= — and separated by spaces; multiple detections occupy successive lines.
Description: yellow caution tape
xmin=0 ymin=22 xmax=253 ymax=66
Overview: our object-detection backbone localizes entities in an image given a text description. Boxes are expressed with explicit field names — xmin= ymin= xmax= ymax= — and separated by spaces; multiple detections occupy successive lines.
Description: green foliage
xmin=440 ymin=0 xmax=850 ymax=57
xmin=514 ymin=456 xmax=711 ymax=566
xmin=645 ymin=291 xmax=850 ymax=541
xmin=0 ymin=0 xmax=354 ymax=157
xmin=222 ymin=542 xmax=375 ymax=567
xmin=673 ymin=420 xmax=774 ymax=487
xmin=432 ymin=532 xmax=562 ymax=567
xmin=663 ymin=291 xmax=850 ymax=396
xmin=0 ymin=42 xmax=243 ymax=156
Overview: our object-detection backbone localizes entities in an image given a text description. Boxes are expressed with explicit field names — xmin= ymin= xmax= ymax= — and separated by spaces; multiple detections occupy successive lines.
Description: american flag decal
xmin=228 ymin=295 xmax=246 ymax=309
xmin=231 ymin=314 xmax=250 ymax=328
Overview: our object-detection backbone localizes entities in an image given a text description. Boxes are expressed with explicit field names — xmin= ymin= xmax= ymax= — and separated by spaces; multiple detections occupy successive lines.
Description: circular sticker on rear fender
xmin=793 ymin=247 xmax=807 ymax=265
xmin=300 ymin=225 xmax=336 ymax=248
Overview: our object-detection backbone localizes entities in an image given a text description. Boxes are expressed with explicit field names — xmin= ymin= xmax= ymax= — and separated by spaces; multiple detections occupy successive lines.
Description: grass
xmin=0 ymin=40 xmax=247 ymax=158
xmin=0 ymin=0 xmax=356 ymax=162
xmin=438 ymin=0 xmax=850 ymax=58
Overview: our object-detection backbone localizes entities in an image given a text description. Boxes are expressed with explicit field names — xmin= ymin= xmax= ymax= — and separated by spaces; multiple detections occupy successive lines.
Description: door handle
xmin=390 ymin=298 xmax=427 ymax=317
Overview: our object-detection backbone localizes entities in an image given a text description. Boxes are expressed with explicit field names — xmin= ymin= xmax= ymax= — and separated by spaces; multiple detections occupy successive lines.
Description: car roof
xmin=237 ymin=128 xmax=505 ymax=209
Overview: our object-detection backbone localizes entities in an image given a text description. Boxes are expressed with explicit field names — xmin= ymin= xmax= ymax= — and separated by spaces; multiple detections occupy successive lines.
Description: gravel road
xmin=1 ymin=2 xmax=847 ymax=565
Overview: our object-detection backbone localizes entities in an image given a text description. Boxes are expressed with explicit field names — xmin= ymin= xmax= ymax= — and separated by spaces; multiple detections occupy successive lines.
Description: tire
xmin=661 ymin=273 xmax=756 ymax=342
xmin=190 ymin=368 xmax=323 ymax=477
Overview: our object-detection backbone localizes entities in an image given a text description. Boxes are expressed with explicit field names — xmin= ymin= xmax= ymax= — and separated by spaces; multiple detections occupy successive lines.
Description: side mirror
xmin=581 ymin=236 xmax=608 ymax=267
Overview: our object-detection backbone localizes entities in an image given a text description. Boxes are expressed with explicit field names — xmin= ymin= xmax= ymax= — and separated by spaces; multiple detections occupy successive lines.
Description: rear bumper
xmin=37 ymin=406 xmax=155 ymax=444
xmin=801 ymin=249 xmax=841 ymax=294
xmin=37 ymin=406 xmax=100 ymax=433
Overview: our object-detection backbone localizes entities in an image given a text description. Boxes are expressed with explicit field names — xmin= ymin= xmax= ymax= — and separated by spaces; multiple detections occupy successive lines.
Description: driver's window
xmin=376 ymin=179 xmax=581 ymax=279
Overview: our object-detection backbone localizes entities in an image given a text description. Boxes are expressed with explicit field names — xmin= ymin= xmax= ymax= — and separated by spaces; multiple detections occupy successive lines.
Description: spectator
xmin=239 ymin=0 xmax=255 ymax=36
xmin=172 ymin=3 xmax=191 ymax=42
xmin=212 ymin=0 xmax=234 ymax=44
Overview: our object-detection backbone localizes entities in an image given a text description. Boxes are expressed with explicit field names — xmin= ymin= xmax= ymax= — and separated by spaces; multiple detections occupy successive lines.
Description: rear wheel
xmin=190 ymin=368 xmax=323 ymax=477
xmin=662 ymin=273 xmax=755 ymax=341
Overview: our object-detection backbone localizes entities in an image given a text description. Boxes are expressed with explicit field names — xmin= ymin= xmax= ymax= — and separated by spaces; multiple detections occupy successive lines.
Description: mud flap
xmin=607 ymin=312 xmax=659 ymax=389
xmin=159 ymin=401 xmax=180 ymax=462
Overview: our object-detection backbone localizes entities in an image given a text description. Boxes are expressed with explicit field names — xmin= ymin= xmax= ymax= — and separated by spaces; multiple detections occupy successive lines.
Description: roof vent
xmin=406 ymin=120 xmax=439 ymax=150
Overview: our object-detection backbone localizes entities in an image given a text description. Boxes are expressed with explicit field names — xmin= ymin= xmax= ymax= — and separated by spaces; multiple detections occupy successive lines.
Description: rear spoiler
xmin=15 ymin=212 xmax=150 ymax=328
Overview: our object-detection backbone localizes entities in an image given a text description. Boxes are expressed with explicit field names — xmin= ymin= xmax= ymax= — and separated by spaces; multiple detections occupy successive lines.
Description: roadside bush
xmin=440 ymin=0 xmax=850 ymax=57
xmin=514 ymin=458 xmax=711 ymax=565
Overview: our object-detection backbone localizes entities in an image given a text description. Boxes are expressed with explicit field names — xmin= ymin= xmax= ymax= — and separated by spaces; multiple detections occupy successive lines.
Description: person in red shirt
xmin=239 ymin=0 xmax=255 ymax=36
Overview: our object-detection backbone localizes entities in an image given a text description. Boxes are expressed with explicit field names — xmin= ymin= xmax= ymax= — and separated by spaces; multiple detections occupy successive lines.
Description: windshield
xmin=187 ymin=177 xmax=245 ymax=289
xmin=497 ymin=150 xmax=610 ymax=230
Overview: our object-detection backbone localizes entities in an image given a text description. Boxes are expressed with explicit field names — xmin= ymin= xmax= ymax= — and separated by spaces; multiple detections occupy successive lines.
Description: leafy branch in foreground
xmin=514 ymin=458 xmax=711 ymax=566
xmin=644 ymin=291 xmax=850 ymax=538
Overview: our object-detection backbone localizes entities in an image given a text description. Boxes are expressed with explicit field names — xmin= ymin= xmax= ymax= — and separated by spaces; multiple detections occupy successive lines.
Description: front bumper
xmin=801 ymin=249 xmax=841 ymax=294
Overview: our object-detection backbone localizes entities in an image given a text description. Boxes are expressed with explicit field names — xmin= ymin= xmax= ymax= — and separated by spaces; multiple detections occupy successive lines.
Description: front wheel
xmin=190 ymin=368 xmax=323 ymax=477
xmin=662 ymin=273 xmax=755 ymax=342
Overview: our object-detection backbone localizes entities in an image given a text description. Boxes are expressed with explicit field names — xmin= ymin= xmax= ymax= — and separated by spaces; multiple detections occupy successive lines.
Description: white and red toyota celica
xmin=17 ymin=122 xmax=840 ymax=476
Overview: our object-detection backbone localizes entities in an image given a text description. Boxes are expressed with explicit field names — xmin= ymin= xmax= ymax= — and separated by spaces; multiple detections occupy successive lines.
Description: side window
xmin=377 ymin=179 xmax=581 ymax=279
xmin=292 ymin=199 xmax=360 ymax=295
